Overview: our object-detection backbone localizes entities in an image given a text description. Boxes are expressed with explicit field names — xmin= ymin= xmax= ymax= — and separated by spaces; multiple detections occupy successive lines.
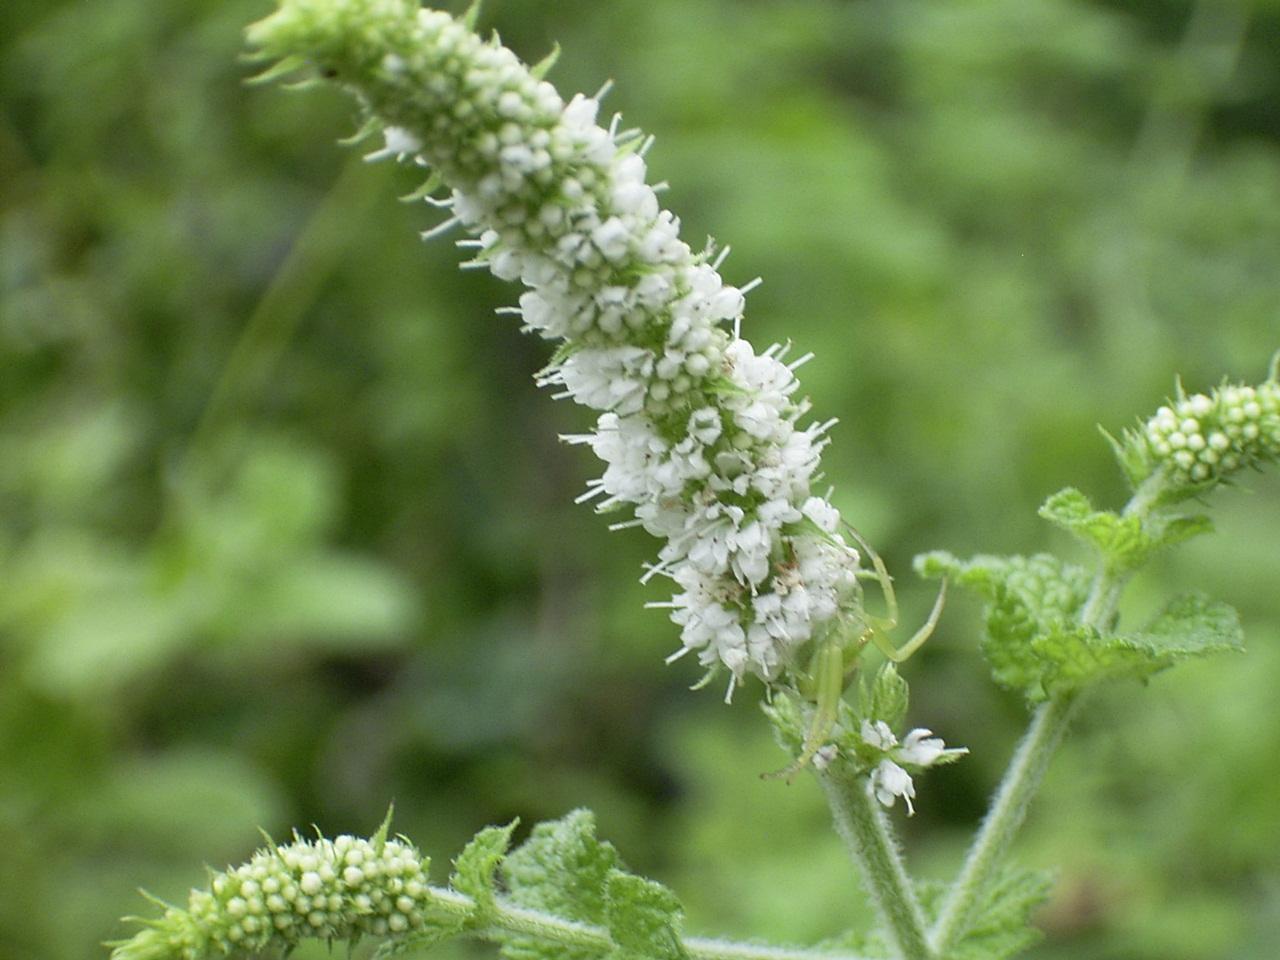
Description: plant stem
xmin=926 ymin=693 xmax=1077 ymax=955
xmin=929 ymin=471 xmax=1170 ymax=955
xmin=427 ymin=886 xmax=876 ymax=960
xmin=816 ymin=764 xmax=932 ymax=960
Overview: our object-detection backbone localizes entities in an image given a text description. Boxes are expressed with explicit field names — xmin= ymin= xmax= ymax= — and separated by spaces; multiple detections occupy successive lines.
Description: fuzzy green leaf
xmin=915 ymin=551 xmax=1092 ymax=700
xmin=918 ymin=552 xmax=1241 ymax=698
xmin=452 ymin=820 xmax=518 ymax=921
xmin=1032 ymin=594 xmax=1243 ymax=693
xmin=244 ymin=54 xmax=308 ymax=86
xmin=950 ymin=868 xmax=1054 ymax=960
xmin=499 ymin=810 xmax=622 ymax=960
xmin=1120 ymin=593 xmax=1244 ymax=661
xmin=763 ymin=691 xmax=861 ymax=771
xmin=761 ymin=692 xmax=807 ymax=756
xmin=604 ymin=871 xmax=687 ymax=960
xmin=372 ymin=803 xmax=395 ymax=856
xmin=1038 ymin=487 xmax=1211 ymax=573
xmin=863 ymin=869 xmax=1050 ymax=960
xmin=1101 ymin=425 xmax=1152 ymax=490
xmin=866 ymin=662 xmax=909 ymax=730
xmin=1028 ymin=624 xmax=1145 ymax=695
xmin=1146 ymin=511 xmax=1215 ymax=551
xmin=1038 ymin=488 xmax=1147 ymax=572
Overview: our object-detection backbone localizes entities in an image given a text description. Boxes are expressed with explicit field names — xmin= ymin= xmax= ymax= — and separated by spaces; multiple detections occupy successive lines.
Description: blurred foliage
xmin=1 ymin=0 xmax=1279 ymax=958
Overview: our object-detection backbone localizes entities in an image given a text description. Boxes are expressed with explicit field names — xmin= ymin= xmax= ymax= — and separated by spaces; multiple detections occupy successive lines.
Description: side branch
xmin=926 ymin=693 xmax=1077 ymax=955
xmin=930 ymin=472 xmax=1172 ymax=953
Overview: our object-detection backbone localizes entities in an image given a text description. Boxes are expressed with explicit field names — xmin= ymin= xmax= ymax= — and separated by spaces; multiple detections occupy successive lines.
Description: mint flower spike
xmin=109 ymin=831 xmax=433 ymax=959
xmin=247 ymin=0 xmax=867 ymax=699
xmin=1134 ymin=365 xmax=1280 ymax=491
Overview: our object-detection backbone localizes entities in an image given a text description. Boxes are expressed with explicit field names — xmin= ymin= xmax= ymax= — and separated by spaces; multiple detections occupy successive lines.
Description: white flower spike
xmin=248 ymin=0 xmax=863 ymax=696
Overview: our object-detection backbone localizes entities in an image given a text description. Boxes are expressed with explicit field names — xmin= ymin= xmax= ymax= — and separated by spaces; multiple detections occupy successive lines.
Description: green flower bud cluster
xmin=111 ymin=832 xmax=432 ymax=959
xmin=1141 ymin=376 xmax=1280 ymax=486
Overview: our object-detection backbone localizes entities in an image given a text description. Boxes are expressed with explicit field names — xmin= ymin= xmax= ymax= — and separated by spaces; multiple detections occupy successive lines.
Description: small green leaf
xmin=1039 ymin=488 xmax=1146 ymax=572
xmin=1038 ymin=487 xmax=1212 ymax=573
xmin=1031 ymin=595 xmax=1243 ymax=694
xmin=1028 ymin=623 xmax=1143 ymax=696
xmin=1151 ymin=475 xmax=1219 ymax=508
xmin=1147 ymin=511 xmax=1214 ymax=551
xmin=1121 ymin=594 xmax=1244 ymax=661
xmin=543 ymin=338 xmax=585 ymax=373
xmin=400 ymin=171 xmax=445 ymax=203
xmin=703 ymin=375 xmax=752 ymax=398
xmin=452 ymin=820 xmax=518 ymax=921
xmin=338 ymin=114 xmax=381 ymax=146
xmin=500 ymin=810 xmax=621 ymax=960
xmin=951 ymin=868 xmax=1054 ymax=960
xmin=1101 ymin=424 xmax=1153 ymax=490
xmin=604 ymin=871 xmax=686 ymax=960
xmin=866 ymin=663 xmax=909 ymax=730
xmin=916 ymin=551 xmax=1091 ymax=700
xmin=915 ymin=551 xmax=1226 ymax=698
xmin=761 ymin=692 xmax=806 ymax=757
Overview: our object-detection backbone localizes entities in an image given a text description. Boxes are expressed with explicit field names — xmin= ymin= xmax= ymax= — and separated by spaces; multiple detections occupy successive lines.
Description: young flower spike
xmin=246 ymin=0 xmax=864 ymax=697
xmin=110 ymin=831 xmax=434 ymax=960
xmin=1138 ymin=374 xmax=1280 ymax=488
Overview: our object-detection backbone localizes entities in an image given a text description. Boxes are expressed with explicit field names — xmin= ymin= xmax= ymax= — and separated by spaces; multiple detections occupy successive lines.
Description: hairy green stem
xmin=817 ymin=764 xmax=932 ymax=960
xmin=926 ymin=693 xmax=1077 ymax=955
xmin=427 ymin=885 xmax=874 ymax=960
xmin=929 ymin=471 xmax=1171 ymax=955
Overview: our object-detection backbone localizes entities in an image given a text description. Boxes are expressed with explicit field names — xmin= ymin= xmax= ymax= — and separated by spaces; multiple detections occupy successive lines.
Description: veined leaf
xmin=1038 ymin=487 xmax=1211 ymax=574
xmin=499 ymin=810 xmax=622 ymax=960
xmin=452 ymin=820 xmax=518 ymax=921
xmin=604 ymin=871 xmax=686 ymax=960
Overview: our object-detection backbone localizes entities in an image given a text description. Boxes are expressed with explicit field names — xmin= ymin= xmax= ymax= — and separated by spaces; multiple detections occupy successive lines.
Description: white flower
xmin=897 ymin=728 xmax=968 ymax=767
xmin=860 ymin=719 xmax=897 ymax=751
xmin=870 ymin=760 xmax=916 ymax=815
xmin=862 ymin=721 xmax=967 ymax=814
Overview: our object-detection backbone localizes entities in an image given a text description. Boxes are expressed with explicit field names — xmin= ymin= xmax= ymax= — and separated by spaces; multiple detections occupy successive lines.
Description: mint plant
xmin=109 ymin=2 xmax=1278 ymax=958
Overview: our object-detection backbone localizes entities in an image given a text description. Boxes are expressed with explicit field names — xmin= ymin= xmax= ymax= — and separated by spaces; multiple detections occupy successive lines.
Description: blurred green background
xmin=3 ymin=0 xmax=1280 ymax=957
